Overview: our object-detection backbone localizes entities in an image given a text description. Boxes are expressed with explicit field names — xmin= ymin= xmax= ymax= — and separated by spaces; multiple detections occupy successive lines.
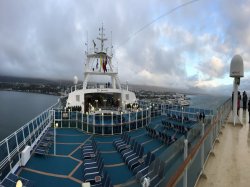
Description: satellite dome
xmin=73 ymin=76 xmax=78 ymax=85
xmin=230 ymin=54 xmax=244 ymax=77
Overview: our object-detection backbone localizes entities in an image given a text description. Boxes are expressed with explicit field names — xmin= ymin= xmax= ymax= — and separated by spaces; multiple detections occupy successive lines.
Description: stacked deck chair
xmin=136 ymin=157 xmax=160 ymax=183
xmin=81 ymin=140 xmax=106 ymax=186
xmin=82 ymin=139 xmax=98 ymax=159
xmin=83 ymin=158 xmax=104 ymax=185
xmin=0 ymin=173 xmax=35 ymax=187
xmin=145 ymin=126 xmax=158 ymax=138
xmin=34 ymin=129 xmax=54 ymax=156
xmin=127 ymin=145 xmax=144 ymax=170
xmin=91 ymin=171 xmax=113 ymax=187
xmin=113 ymin=133 xmax=131 ymax=152
xmin=113 ymin=133 xmax=127 ymax=146
xmin=120 ymin=139 xmax=136 ymax=158
xmin=132 ymin=152 xmax=155 ymax=176
xmin=146 ymin=159 xmax=165 ymax=186
xmin=123 ymin=143 xmax=142 ymax=164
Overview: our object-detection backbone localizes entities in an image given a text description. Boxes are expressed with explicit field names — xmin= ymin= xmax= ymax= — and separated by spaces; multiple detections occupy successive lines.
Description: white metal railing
xmin=160 ymin=97 xmax=231 ymax=187
xmin=0 ymin=101 xmax=59 ymax=180
xmin=53 ymin=107 xmax=152 ymax=135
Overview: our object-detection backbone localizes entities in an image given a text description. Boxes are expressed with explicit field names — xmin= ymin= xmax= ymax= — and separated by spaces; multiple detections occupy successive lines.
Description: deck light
xmin=16 ymin=180 xmax=23 ymax=187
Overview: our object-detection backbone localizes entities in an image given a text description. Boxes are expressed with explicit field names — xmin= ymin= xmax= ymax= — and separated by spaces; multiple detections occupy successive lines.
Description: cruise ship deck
xmin=197 ymin=108 xmax=250 ymax=187
xmin=0 ymin=98 xmax=231 ymax=187
xmin=14 ymin=116 xmax=173 ymax=187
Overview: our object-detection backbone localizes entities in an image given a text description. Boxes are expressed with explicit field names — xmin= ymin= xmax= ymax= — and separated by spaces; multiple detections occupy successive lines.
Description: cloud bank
xmin=0 ymin=0 xmax=250 ymax=95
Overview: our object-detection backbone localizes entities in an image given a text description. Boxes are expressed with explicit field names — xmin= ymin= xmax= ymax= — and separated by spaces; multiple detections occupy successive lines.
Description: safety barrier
xmin=0 ymin=101 xmax=59 ymax=181
xmin=156 ymin=97 xmax=231 ymax=187
xmin=53 ymin=108 xmax=151 ymax=135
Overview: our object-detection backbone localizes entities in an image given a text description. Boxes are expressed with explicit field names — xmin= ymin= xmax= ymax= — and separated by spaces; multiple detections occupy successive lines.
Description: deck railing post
xmin=68 ymin=110 xmax=71 ymax=128
xmin=60 ymin=110 xmax=62 ymax=124
xmin=22 ymin=127 xmax=26 ymax=146
xmin=102 ymin=113 xmax=104 ymax=135
xmin=141 ymin=110 xmax=143 ymax=126
xmin=136 ymin=111 xmax=138 ymax=129
xmin=14 ymin=132 xmax=21 ymax=166
xmin=87 ymin=113 xmax=89 ymax=132
xmin=81 ymin=113 xmax=83 ymax=131
xmin=183 ymin=139 xmax=188 ymax=187
xmin=210 ymin=118 xmax=214 ymax=151
xmin=54 ymin=123 xmax=58 ymax=155
xmin=201 ymin=123 xmax=206 ymax=176
xmin=6 ymin=139 xmax=13 ymax=170
xmin=32 ymin=120 xmax=36 ymax=139
xmin=27 ymin=123 xmax=31 ymax=145
xmin=111 ymin=112 xmax=113 ymax=126
xmin=93 ymin=114 xmax=95 ymax=134
xmin=129 ymin=112 xmax=131 ymax=131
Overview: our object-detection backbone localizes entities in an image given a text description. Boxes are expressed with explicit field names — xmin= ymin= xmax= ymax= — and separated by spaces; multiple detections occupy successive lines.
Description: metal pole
xmin=129 ymin=112 xmax=131 ymax=131
xmin=87 ymin=113 xmax=89 ymax=133
xmin=54 ymin=124 xmax=56 ymax=155
xmin=136 ymin=111 xmax=138 ymax=129
xmin=183 ymin=139 xmax=188 ymax=187
xmin=182 ymin=107 xmax=184 ymax=124
xmin=102 ymin=113 xmax=104 ymax=135
xmin=111 ymin=112 xmax=113 ymax=125
xmin=54 ymin=123 xmax=58 ymax=155
xmin=201 ymin=123 xmax=205 ymax=172
xmin=233 ymin=79 xmax=238 ymax=126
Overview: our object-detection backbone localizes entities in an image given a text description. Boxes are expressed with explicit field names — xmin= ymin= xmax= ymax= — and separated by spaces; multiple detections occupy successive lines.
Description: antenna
xmin=97 ymin=23 xmax=107 ymax=52
xmin=111 ymin=31 xmax=113 ymax=57
xmin=85 ymin=31 xmax=88 ymax=54
xmin=228 ymin=54 xmax=244 ymax=126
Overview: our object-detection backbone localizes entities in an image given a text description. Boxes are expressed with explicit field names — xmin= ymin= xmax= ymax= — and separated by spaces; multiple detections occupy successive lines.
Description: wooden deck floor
xmin=196 ymin=108 xmax=250 ymax=187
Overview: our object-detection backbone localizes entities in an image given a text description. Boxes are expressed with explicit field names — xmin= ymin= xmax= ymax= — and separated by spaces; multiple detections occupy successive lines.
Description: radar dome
xmin=73 ymin=76 xmax=78 ymax=85
xmin=230 ymin=54 xmax=244 ymax=78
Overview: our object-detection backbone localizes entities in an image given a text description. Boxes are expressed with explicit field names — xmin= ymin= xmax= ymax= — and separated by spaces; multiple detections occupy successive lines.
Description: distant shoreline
xmin=0 ymin=89 xmax=62 ymax=97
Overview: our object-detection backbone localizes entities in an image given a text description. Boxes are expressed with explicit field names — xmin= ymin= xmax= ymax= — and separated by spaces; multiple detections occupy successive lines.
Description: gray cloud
xmin=0 ymin=0 xmax=249 ymax=93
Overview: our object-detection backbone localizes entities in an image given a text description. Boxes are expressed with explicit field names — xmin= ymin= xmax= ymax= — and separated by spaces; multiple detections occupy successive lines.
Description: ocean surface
xmin=188 ymin=94 xmax=229 ymax=110
xmin=0 ymin=91 xmax=59 ymax=141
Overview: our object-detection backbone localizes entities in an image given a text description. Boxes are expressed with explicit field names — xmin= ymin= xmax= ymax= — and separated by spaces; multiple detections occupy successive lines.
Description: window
xmin=126 ymin=94 xmax=129 ymax=100
xmin=76 ymin=95 xmax=80 ymax=102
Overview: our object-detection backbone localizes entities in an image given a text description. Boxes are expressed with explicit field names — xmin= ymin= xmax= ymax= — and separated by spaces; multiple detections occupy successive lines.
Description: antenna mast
xmin=111 ymin=31 xmax=113 ymax=57
xmin=97 ymin=24 xmax=107 ymax=52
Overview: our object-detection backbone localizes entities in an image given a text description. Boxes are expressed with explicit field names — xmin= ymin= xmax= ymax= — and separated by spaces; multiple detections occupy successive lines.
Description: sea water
xmin=0 ymin=91 xmax=58 ymax=141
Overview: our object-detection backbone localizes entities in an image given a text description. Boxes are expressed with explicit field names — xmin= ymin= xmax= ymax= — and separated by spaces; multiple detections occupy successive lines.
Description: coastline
xmin=0 ymin=88 xmax=63 ymax=96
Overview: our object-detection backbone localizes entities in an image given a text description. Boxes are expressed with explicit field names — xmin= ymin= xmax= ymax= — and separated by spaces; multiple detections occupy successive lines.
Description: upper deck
xmin=0 ymin=96 xmax=231 ymax=187
xmin=197 ymin=108 xmax=250 ymax=187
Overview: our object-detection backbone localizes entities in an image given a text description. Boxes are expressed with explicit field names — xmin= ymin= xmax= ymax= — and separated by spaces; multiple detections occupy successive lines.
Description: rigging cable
xmin=116 ymin=0 xmax=200 ymax=50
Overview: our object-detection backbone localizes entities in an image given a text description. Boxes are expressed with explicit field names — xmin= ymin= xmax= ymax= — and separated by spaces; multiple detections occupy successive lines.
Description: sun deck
xmin=16 ymin=116 xmax=175 ymax=187
xmin=196 ymin=108 xmax=250 ymax=187
xmin=0 ymin=98 xmax=229 ymax=187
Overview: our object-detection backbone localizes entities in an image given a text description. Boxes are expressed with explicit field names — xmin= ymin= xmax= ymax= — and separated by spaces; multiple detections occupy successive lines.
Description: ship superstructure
xmin=66 ymin=26 xmax=136 ymax=114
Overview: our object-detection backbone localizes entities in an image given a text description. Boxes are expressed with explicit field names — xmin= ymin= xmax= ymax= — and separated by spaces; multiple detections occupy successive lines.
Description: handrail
xmin=0 ymin=101 xmax=59 ymax=145
xmin=0 ymin=99 xmax=60 ymax=179
xmin=165 ymin=98 xmax=231 ymax=187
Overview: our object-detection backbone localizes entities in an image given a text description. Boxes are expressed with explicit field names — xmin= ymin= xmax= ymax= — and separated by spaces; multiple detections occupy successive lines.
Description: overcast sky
xmin=0 ymin=0 xmax=249 ymax=94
